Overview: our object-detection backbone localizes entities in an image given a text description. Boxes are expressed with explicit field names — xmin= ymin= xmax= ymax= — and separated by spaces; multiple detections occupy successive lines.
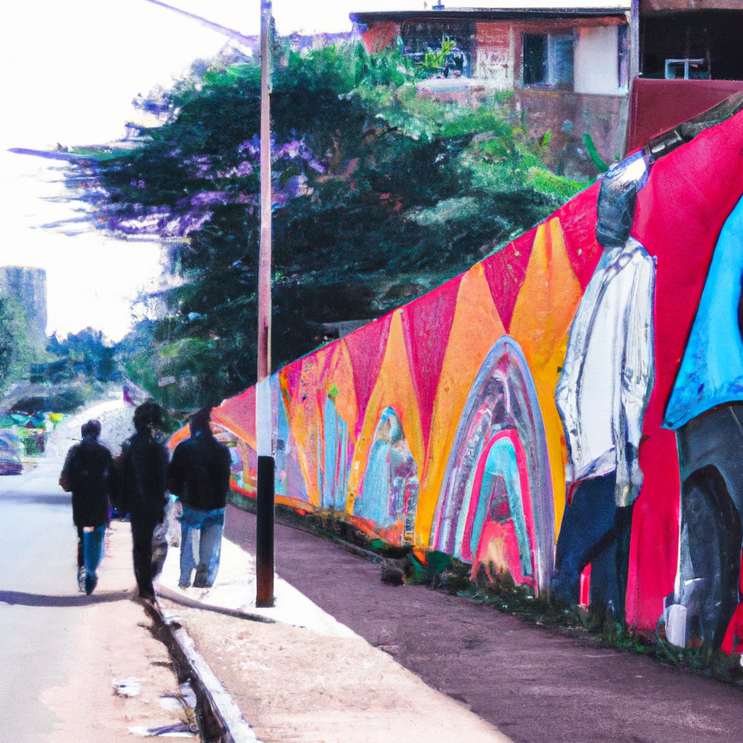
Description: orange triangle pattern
xmin=347 ymin=310 xmax=425 ymax=513
xmin=509 ymin=218 xmax=583 ymax=532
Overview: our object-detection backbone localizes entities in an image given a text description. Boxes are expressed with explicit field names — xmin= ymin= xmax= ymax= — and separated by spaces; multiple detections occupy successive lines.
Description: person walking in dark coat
xmin=120 ymin=401 xmax=170 ymax=601
xmin=59 ymin=419 xmax=117 ymax=595
xmin=166 ymin=407 xmax=232 ymax=589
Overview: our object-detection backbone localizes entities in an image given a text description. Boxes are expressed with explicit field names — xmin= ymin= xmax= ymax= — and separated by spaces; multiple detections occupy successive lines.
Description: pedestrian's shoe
xmin=193 ymin=565 xmax=209 ymax=587
xmin=85 ymin=573 xmax=98 ymax=595
xmin=77 ymin=567 xmax=86 ymax=593
xmin=136 ymin=592 xmax=156 ymax=607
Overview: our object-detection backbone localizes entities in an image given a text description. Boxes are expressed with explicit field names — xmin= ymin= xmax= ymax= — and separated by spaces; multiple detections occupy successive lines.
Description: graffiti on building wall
xmin=475 ymin=49 xmax=513 ymax=87
xmin=431 ymin=336 xmax=554 ymax=593
xmin=474 ymin=23 xmax=513 ymax=88
xmin=207 ymin=97 xmax=743 ymax=655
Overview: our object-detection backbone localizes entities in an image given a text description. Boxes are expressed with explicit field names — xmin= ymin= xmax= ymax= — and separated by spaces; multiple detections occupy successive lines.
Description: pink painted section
xmin=213 ymin=386 xmax=256 ymax=447
xmin=556 ymin=184 xmax=604 ymax=290
xmin=627 ymin=108 xmax=743 ymax=632
xmin=400 ymin=274 xmax=463 ymax=447
xmin=282 ymin=359 xmax=305 ymax=406
xmin=579 ymin=564 xmax=592 ymax=608
xmin=480 ymin=231 xmax=533 ymax=331
xmin=344 ymin=314 xmax=393 ymax=436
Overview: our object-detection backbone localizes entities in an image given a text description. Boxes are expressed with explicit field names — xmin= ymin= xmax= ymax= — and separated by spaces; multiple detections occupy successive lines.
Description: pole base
xmin=256 ymin=455 xmax=275 ymax=607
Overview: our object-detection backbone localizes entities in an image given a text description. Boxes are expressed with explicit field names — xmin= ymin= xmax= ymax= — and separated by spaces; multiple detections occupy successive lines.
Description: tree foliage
xmin=63 ymin=42 xmax=585 ymax=408
xmin=46 ymin=328 xmax=119 ymax=383
xmin=0 ymin=293 xmax=30 ymax=390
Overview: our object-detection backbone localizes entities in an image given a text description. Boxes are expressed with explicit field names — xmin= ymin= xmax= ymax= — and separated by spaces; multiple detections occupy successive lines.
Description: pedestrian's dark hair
xmin=190 ymin=407 xmax=212 ymax=434
xmin=133 ymin=400 xmax=165 ymax=434
xmin=81 ymin=419 xmax=101 ymax=438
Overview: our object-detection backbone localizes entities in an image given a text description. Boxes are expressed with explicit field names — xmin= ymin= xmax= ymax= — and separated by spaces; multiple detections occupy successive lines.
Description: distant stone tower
xmin=0 ymin=266 xmax=48 ymax=352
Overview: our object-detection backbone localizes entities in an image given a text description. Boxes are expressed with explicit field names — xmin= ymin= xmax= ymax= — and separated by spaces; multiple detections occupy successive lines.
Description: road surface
xmin=0 ymin=457 xmax=86 ymax=741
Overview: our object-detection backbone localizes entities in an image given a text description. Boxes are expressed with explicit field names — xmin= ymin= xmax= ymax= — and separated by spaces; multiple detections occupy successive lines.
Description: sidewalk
xmin=38 ymin=513 xmax=196 ymax=742
xmin=156 ymin=533 xmax=513 ymax=743
xmin=197 ymin=505 xmax=743 ymax=743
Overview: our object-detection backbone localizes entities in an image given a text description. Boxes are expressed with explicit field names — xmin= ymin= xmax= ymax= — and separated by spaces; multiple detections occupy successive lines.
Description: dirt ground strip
xmin=40 ymin=521 xmax=193 ymax=743
xmin=225 ymin=505 xmax=743 ymax=743
xmin=159 ymin=598 xmax=511 ymax=743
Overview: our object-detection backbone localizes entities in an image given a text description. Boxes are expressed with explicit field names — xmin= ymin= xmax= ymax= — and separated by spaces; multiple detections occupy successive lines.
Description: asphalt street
xmin=0 ymin=401 xmax=188 ymax=742
xmin=0 ymin=457 xmax=82 ymax=742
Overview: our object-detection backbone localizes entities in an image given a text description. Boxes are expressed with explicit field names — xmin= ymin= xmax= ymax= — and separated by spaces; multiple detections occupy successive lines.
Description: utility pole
xmin=629 ymin=0 xmax=640 ymax=84
xmin=256 ymin=0 xmax=275 ymax=608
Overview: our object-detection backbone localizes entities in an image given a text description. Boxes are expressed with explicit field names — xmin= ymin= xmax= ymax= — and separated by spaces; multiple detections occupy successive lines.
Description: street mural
xmin=206 ymin=99 xmax=743 ymax=653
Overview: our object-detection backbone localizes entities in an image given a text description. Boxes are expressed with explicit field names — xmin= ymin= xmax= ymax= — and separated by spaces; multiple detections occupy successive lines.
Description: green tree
xmin=62 ymin=42 xmax=585 ymax=408
xmin=47 ymin=328 xmax=120 ymax=383
xmin=0 ymin=293 xmax=30 ymax=390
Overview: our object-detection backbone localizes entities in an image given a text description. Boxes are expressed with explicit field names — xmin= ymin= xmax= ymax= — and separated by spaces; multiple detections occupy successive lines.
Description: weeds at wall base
xmin=228 ymin=490 xmax=743 ymax=690
xmin=446 ymin=562 xmax=743 ymax=688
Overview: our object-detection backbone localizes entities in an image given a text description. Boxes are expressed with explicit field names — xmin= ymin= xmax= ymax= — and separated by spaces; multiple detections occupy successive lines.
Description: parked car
xmin=0 ymin=431 xmax=23 ymax=475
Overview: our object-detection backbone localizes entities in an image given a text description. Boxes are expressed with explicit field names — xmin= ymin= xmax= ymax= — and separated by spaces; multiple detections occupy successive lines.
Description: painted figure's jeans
xmin=551 ymin=473 xmax=633 ymax=622
xmin=178 ymin=504 xmax=226 ymax=588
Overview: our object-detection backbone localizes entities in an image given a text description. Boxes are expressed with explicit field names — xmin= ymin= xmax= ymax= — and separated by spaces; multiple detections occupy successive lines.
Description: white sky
xmin=0 ymin=0 xmax=404 ymax=341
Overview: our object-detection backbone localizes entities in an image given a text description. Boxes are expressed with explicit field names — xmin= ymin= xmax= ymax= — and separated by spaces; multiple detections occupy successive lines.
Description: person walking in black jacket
xmin=60 ymin=419 xmax=117 ymax=595
xmin=120 ymin=401 xmax=170 ymax=601
xmin=166 ymin=407 xmax=231 ymax=588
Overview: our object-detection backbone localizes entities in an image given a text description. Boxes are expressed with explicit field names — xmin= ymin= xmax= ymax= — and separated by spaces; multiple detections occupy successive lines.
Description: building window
xmin=664 ymin=58 xmax=710 ymax=80
xmin=523 ymin=34 xmax=548 ymax=84
xmin=523 ymin=32 xmax=574 ymax=86
xmin=401 ymin=20 xmax=475 ymax=77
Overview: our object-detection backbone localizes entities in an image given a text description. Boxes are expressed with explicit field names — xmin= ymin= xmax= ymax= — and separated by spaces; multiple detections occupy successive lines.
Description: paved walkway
xmin=157 ymin=520 xmax=511 ymax=743
xmin=0 ymin=463 xmax=193 ymax=742
xmin=38 ymin=518 xmax=195 ymax=742
xmin=214 ymin=506 xmax=743 ymax=743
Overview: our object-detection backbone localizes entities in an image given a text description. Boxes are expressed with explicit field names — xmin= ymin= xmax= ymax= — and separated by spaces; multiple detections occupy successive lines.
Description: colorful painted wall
xmin=208 ymin=107 xmax=743 ymax=651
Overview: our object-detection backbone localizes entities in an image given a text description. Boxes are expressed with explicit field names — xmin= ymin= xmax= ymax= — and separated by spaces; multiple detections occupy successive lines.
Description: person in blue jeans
xmin=166 ymin=408 xmax=231 ymax=588
xmin=60 ymin=419 xmax=117 ymax=595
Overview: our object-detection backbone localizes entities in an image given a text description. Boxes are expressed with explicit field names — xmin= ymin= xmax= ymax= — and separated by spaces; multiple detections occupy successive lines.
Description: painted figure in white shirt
xmin=551 ymin=151 xmax=656 ymax=622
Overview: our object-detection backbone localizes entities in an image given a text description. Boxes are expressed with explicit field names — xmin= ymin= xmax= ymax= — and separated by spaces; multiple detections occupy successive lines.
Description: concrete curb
xmin=168 ymin=621 xmax=262 ymax=743
xmin=143 ymin=599 xmax=263 ymax=743
xmin=157 ymin=585 xmax=276 ymax=624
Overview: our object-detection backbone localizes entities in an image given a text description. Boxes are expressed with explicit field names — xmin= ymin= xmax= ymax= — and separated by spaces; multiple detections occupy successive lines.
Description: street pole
xmin=629 ymin=0 xmax=640 ymax=84
xmin=256 ymin=0 xmax=275 ymax=608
